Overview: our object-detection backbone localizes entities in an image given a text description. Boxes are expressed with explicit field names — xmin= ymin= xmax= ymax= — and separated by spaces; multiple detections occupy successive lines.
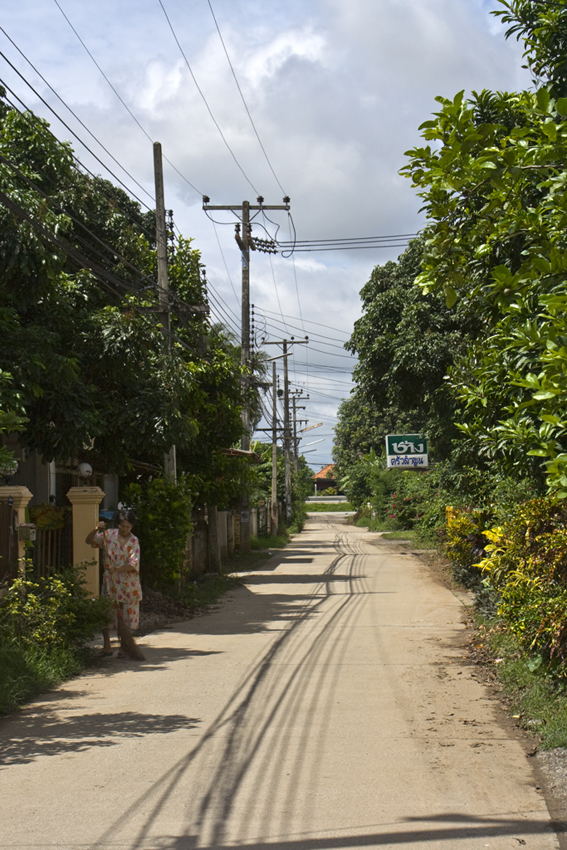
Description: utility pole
xmin=154 ymin=141 xmax=176 ymax=482
xmin=272 ymin=361 xmax=278 ymax=536
xmin=202 ymin=197 xmax=289 ymax=553
xmin=263 ymin=338 xmax=308 ymax=522
xmin=291 ymin=388 xmax=309 ymax=473
xmin=291 ymin=393 xmax=308 ymax=475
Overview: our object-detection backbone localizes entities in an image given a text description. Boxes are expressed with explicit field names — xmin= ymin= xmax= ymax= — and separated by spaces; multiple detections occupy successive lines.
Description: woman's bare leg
xmin=102 ymin=626 xmax=112 ymax=652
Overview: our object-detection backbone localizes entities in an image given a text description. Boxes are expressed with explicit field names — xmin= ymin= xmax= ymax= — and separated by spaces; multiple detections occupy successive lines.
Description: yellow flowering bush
xmin=478 ymin=498 xmax=567 ymax=662
xmin=445 ymin=507 xmax=490 ymax=588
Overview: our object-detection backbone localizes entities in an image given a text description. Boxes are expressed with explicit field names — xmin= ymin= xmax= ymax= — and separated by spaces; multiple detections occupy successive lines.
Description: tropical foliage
xmin=334 ymin=0 xmax=567 ymax=682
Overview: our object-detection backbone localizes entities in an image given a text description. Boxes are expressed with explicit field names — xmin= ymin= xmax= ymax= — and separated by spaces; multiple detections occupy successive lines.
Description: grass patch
xmin=475 ymin=615 xmax=567 ymax=749
xmin=381 ymin=530 xmax=418 ymax=541
xmin=0 ymin=641 xmax=91 ymax=716
xmin=306 ymin=502 xmax=352 ymax=512
xmin=251 ymin=533 xmax=289 ymax=550
xmin=354 ymin=515 xmax=393 ymax=531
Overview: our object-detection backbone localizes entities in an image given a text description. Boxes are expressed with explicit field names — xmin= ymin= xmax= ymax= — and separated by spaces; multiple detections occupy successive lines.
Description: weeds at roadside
xmin=251 ymin=533 xmax=289 ymax=550
xmin=306 ymin=502 xmax=353 ymax=512
xmin=381 ymin=530 xmax=419 ymax=542
xmin=472 ymin=614 xmax=567 ymax=749
xmin=0 ymin=640 xmax=91 ymax=716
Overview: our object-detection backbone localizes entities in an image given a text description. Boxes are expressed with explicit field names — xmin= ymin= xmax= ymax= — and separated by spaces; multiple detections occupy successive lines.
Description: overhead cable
xmin=259 ymin=307 xmax=357 ymax=336
xmin=158 ymin=0 xmax=259 ymax=195
xmin=0 ymin=29 xmax=158 ymax=203
xmin=0 ymin=68 xmax=154 ymax=209
xmin=52 ymin=0 xmax=203 ymax=196
xmin=206 ymin=0 xmax=287 ymax=196
xmin=0 ymin=88 xmax=157 ymax=243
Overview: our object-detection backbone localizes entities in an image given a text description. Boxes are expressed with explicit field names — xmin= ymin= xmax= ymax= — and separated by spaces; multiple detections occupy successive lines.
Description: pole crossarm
xmin=203 ymin=205 xmax=290 ymax=211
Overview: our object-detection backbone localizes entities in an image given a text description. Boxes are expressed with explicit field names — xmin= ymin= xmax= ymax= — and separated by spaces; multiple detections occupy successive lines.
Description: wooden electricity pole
xmin=153 ymin=141 xmax=176 ymax=482
xmin=202 ymin=197 xmax=290 ymax=552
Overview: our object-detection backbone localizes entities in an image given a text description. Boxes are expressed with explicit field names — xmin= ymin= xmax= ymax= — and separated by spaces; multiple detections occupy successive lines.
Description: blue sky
xmin=1 ymin=0 xmax=529 ymax=468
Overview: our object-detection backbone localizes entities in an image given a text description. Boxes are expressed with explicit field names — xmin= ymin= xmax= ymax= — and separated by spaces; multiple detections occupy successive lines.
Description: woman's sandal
xmin=117 ymin=649 xmax=127 ymax=658
xmin=97 ymin=649 xmax=114 ymax=657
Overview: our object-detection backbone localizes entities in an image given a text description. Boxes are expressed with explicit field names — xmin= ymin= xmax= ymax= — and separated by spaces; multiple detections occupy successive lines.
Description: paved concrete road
xmin=0 ymin=515 xmax=560 ymax=850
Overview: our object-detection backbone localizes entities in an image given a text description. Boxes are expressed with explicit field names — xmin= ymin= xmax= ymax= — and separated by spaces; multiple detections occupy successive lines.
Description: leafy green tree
xmin=0 ymin=96 xmax=244 ymax=482
xmin=345 ymin=238 xmax=478 ymax=456
xmin=495 ymin=0 xmax=567 ymax=97
xmin=403 ymin=80 xmax=567 ymax=491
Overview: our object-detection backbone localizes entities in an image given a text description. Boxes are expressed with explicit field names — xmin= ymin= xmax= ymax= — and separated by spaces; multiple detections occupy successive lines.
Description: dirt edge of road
xmin=373 ymin=535 xmax=567 ymax=848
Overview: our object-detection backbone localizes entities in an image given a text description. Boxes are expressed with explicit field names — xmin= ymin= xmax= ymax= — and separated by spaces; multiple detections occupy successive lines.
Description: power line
xmin=258 ymin=307 xmax=357 ymax=336
xmin=293 ymin=361 xmax=355 ymax=373
xmin=0 ymin=87 xmax=157 ymax=244
xmin=0 ymin=66 xmax=154 ymax=209
xmin=52 ymin=0 xmax=203 ymax=197
xmin=0 ymin=29 xmax=158 ymax=205
xmin=1 ymin=80 xmax=217 ymax=337
xmin=206 ymin=0 xmax=287 ymax=196
xmin=267 ymin=252 xmax=288 ymax=335
xmin=211 ymin=220 xmax=239 ymax=303
xmin=206 ymin=278 xmax=241 ymax=329
xmin=279 ymin=232 xmax=418 ymax=245
xmin=259 ymin=314 xmax=351 ymax=351
xmin=158 ymin=0 xmax=259 ymax=195
xmin=0 ymin=114 xmax=215 ymax=361
xmin=279 ymin=242 xmax=413 ymax=253
xmin=0 ymin=151 xmax=158 ymax=290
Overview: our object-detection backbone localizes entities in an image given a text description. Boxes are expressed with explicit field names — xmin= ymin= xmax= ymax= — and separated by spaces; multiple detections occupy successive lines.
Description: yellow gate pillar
xmin=0 ymin=485 xmax=33 ymax=566
xmin=67 ymin=486 xmax=104 ymax=597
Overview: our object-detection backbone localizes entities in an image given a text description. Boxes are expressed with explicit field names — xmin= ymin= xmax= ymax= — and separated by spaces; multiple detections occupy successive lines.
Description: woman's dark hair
xmin=114 ymin=509 xmax=136 ymax=527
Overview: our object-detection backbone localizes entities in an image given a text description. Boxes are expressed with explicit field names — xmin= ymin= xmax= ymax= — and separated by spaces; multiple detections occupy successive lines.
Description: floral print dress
xmin=93 ymin=529 xmax=142 ymax=630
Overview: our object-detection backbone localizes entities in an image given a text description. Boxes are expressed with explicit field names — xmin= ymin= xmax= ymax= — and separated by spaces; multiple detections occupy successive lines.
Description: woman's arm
xmin=86 ymin=521 xmax=106 ymax=546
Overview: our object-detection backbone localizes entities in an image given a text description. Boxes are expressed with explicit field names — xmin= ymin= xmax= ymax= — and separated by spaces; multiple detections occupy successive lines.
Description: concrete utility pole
xmin=272 ymin=362 xmax=278 ymax=536
xmin=202 ymin=197 xmax=289 ymax=553
xmin=291 ymin=392 xmax=308 ymax=475
xmin=263 ymin=338 xmax=308 ymax=522
xmin=154 ymin=141 xmax=176 ymax=483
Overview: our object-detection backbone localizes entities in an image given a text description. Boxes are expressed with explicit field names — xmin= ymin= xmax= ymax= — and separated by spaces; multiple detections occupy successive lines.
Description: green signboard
xmin=385 ymin=434 xmax=428 ymax=469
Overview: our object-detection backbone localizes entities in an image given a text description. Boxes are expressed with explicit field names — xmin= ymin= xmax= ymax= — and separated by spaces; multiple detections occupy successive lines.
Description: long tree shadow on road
xmin=0 ymin=709 xmax=201 ymax=766
xmin=143 ymin=813 xmax=563 ymax=849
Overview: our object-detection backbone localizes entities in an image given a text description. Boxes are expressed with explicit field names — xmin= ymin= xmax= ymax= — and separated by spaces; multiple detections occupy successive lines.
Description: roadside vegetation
xmin=306 ymin=502 xmax=353 ymax=512
xmin=334 ymin=0 xmax=567 ymax=746
xmin=0 ymin=566 xmax=109 ymax=715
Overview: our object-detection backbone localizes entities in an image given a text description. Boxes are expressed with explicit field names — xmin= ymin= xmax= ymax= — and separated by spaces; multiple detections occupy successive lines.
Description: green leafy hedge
xmin=0 ymin=566 xmax=110 ymax=715
xmin=122 ymin=475 xmax=193 ymax=591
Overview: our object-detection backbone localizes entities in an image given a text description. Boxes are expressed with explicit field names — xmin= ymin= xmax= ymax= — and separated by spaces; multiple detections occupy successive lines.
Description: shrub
xmin=122 ymin=475 xmax=193 ymax=592
xmin=0 ymin=566 xmax=109 ymax=651
xmin=478 ymin=497 xmax=567 ymax=663
xmin=369 ymin=466 xmax=440 ymax=532
xmin=0 ymin=566 xmax=110 ymax=715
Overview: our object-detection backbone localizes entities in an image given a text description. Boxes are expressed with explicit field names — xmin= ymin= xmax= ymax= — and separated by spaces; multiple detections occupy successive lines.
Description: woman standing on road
xmin=86 ymin=509 xmax=142 ymax=657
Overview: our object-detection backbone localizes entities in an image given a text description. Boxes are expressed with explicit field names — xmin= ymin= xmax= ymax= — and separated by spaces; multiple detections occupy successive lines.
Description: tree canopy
xmin=0 ymin=93 xmax=245 ymax=501
xmin=335 ymin=0 xmax=567 ymax=500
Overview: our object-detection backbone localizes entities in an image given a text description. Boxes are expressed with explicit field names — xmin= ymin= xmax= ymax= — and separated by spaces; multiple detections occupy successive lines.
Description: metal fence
xmin=33 ymin=509 xmax=73 ymax=578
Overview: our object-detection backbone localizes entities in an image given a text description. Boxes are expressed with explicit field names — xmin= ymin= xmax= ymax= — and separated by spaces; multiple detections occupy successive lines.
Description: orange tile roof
xmin=312 ymin=463 xmax=335 ymax=480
